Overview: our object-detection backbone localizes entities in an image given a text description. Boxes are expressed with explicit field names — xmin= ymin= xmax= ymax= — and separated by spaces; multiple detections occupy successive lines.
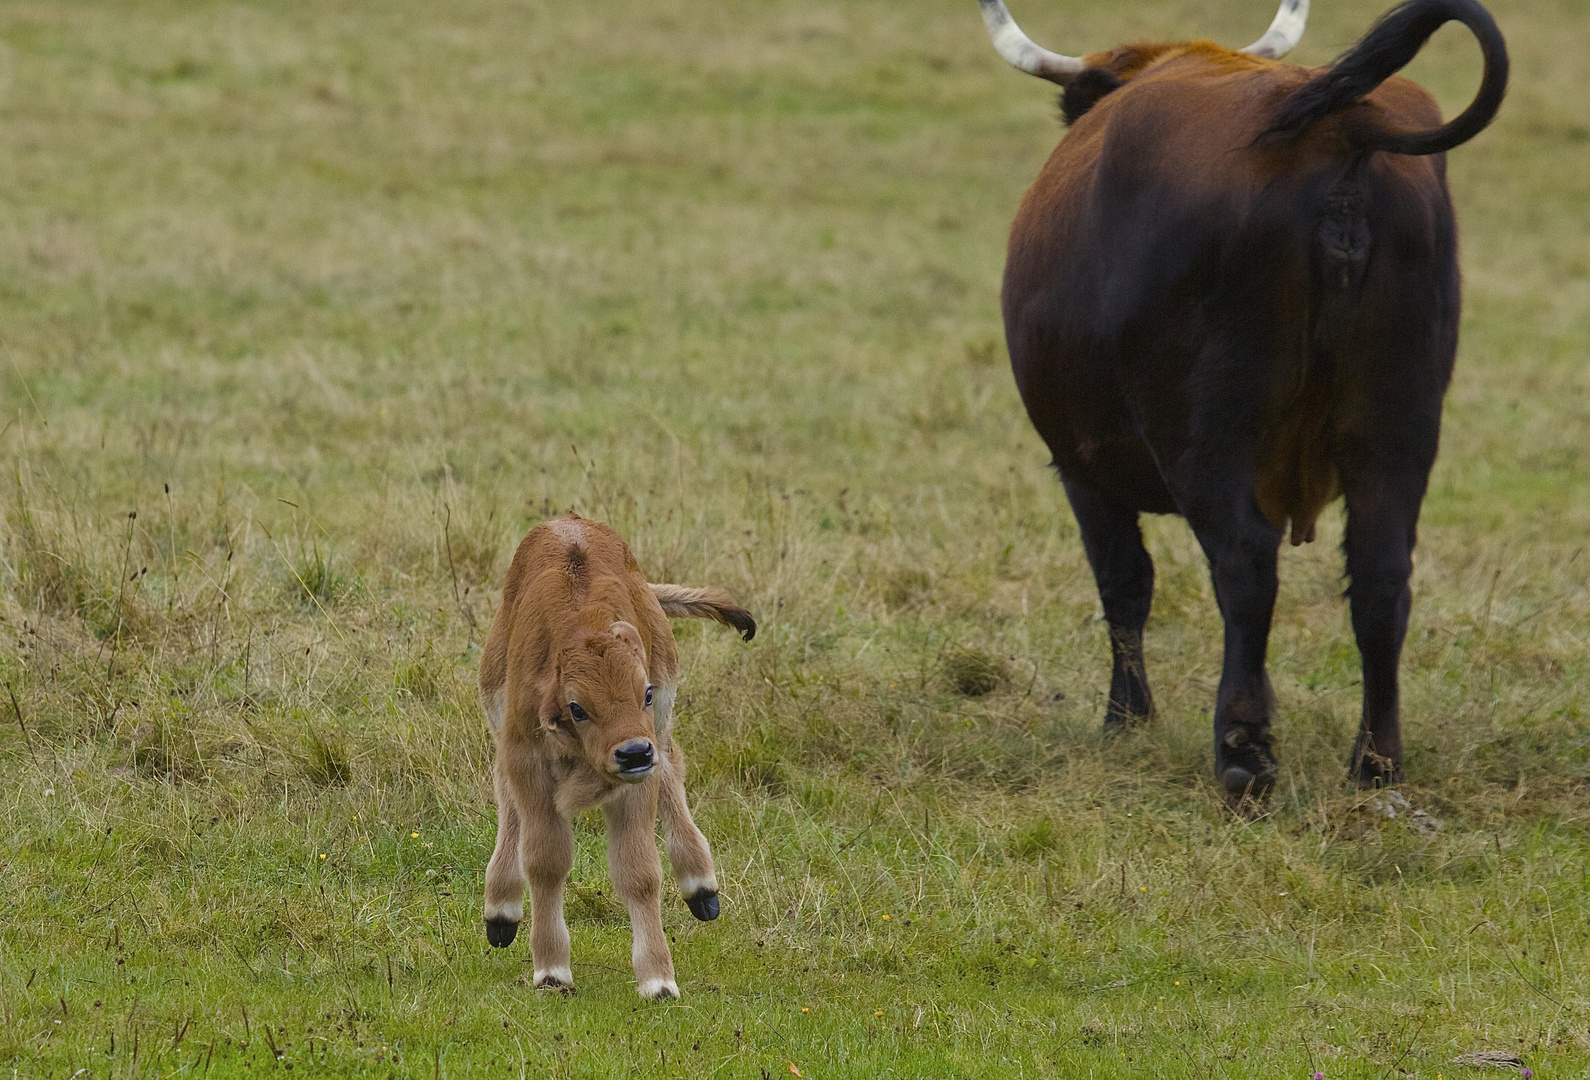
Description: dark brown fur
xmin=995 ymin=0 xmax=1506 ymax=792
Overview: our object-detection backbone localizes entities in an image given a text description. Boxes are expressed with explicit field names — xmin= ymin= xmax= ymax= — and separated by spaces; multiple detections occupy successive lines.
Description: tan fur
xmin=478 ymin=514 xmax=750 ymax=998
xmin=649 ymin=584 xmax=757 ymax=640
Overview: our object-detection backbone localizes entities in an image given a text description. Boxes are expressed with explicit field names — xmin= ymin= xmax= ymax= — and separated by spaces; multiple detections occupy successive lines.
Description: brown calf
xmin=478 ymin=515 xmax=755 ymax=998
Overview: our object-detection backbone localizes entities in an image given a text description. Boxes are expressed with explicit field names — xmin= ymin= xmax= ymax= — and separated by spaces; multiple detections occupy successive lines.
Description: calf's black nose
xmin=614 ymin=739 xmax=655 ymax=772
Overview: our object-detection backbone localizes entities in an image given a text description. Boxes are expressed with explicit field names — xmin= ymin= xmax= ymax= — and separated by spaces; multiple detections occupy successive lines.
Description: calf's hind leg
xmin=657 ymin=740 xmax=719 ymax=921
xmin=604 ymin=782 xmax=678 ymax=999
xmin=1062 ymin=477 xmax=1156 ymax=728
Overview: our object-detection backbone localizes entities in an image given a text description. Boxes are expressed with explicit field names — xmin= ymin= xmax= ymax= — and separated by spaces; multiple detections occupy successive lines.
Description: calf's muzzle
xmin=614 ymin=738 xmax=655 ymax=780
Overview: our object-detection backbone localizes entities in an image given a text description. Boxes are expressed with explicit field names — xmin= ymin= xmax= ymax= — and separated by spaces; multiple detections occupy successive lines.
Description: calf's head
xmin=545 ymin=623 xmax=658 ymax=782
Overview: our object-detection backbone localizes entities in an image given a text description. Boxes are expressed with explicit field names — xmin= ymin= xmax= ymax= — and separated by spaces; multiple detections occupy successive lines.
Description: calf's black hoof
xmin=685 ymin=890 xmax=719 ymax=922
xmin=485 ymin=918 xmax=519 ymax=948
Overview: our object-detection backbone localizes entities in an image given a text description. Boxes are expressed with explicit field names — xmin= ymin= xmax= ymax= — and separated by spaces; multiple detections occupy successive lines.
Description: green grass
xmin=1 ymin=0 xmax=1588 ymax=1075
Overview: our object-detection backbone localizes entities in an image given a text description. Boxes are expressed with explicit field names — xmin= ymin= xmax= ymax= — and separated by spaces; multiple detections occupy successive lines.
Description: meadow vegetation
xmin=1 ymin=0 xmax=1587 ymax=1075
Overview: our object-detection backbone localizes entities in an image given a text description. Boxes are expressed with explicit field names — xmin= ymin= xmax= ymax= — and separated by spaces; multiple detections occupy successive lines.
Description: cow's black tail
xmin=1264 ymin=0 xmax=1508 ymax=155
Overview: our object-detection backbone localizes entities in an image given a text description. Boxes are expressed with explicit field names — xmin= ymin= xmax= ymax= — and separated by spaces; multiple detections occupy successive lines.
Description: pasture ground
xmin=1 ymin=0 xmax=1587 ymax=1075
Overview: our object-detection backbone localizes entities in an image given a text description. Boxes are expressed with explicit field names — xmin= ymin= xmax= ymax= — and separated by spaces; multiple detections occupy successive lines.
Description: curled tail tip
xmin=651 ymin=584 xmax=758 ymax=642
xmin=706 ymin=602 xmax=757 ymax=642
xmin=726 ymin=608 xmax=757 ymax=642
xmin=1261 ymin=0 xmax=1506 ymax=154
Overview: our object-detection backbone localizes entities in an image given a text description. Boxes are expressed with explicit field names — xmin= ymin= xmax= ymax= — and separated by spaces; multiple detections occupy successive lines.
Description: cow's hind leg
xmin=1341 ymin=470 xmax=1424 ymax=787
xmin=1174 ymin=481 xmax=1285 ymax=796
xmin=1062 ymin=477 xmax=1156 ymax=728
xmin=657 ymin=740 xmax=719 ymax=921
xmin=604 ymin=782 xmax=678 ymax=999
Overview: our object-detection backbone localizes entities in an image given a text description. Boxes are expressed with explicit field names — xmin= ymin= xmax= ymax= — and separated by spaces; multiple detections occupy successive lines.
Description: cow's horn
xmin=1240 ymin=0 xmax=1310 ymax=59
xmin=978 ymin=0 xmax=1084 ymax=86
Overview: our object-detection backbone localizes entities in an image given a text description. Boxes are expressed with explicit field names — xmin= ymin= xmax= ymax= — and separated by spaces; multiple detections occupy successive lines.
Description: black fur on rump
xmin=1263 ymin=0 xmax=1507 ymax=155
xmin=1061 ymin=68 xmax=1124 ymax=125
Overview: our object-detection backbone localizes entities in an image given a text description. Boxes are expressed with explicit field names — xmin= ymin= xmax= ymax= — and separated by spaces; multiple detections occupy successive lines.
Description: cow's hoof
xmin=1218 ymin=726 xmax=1277 ymax=799
xmin=1218 ymin=749 xmax=1278 ymax=799
xmin=1348 ymin=735 xmax=1402 ymax=787
xmin=485 ymin=918 xmax=519 ymax=948
xmin=534 ymin=972 xmax=575 ymax=995
xmin=638 ymin=977 xmax=680 ymax=1000
xmin=1102 ymin=711 xmax=1150 ymax=734
xmin=1349 ymin=759 xmax=1403 ymax=789
xmin=685 ymin=889 xmax=719 ymax=922
xmin=1219 ymin=765 xmax=1275 ymax=798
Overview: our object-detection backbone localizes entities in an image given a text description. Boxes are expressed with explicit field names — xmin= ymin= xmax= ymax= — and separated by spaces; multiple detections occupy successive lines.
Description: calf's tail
xmin=650 ymin=584 xmax=757 ymax=641
xmin=1264 ymin=0 xmax=1507 ymax=155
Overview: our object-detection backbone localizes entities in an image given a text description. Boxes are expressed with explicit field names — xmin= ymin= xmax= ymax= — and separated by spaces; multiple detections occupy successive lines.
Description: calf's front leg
xmin=604 ymin=782 xmax=678 ymax=999
xmin=657 ymin=740 xmax=719 ymax=921
xmin=490 ymin=736 xmax=575 ymax=987
xmin=522 ymin=797 xmax=575 ymax=990
xmin=483 ymin=754 xmax=526 ymax=947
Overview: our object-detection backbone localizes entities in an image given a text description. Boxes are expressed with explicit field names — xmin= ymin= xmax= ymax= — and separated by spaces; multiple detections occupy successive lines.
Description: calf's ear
xmin=608 ymin=621 xmax=646 ymax=665
xmin=1061 ymin=67 xmax=1122 ymax=125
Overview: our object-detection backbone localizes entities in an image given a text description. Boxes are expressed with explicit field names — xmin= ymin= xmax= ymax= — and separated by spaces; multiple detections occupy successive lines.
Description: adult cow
xmin=979 ymin=0 xmax=1507 ymax=794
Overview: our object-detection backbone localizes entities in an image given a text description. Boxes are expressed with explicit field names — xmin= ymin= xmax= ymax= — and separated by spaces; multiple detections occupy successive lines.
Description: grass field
xmin=1 ymin=0 xmax=1588 ymax=1075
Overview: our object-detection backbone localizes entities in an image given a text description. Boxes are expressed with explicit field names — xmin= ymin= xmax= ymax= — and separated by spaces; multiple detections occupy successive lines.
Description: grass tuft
xmin=289 ymin=545 xmax=352 ymax=607
xmin=301 ymin=727 xmax=353 ymax=787
xmin=942 ymin=643 xmax=1008 ymax=697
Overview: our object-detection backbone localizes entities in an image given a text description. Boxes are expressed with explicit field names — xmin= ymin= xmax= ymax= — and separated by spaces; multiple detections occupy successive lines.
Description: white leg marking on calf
xmin=637 ymin=977 xmax=680 ymax=999
xmin=677 ymin=875 xmax=717 ymax=897
xmin=534 ymin=965 xmax=573 ymax=987
xmin=483 ymin=900 xmax=523 ymax=922
xmin=628 ymin=905 xmax=675 ymax=991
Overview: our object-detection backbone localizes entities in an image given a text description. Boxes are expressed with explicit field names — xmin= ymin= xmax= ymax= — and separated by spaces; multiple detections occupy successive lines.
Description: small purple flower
xmin=1313 ymin=1073 xmax=1324 ymax=1080
xmin=1520 ymin=1070 xmax=1533 ymax=1079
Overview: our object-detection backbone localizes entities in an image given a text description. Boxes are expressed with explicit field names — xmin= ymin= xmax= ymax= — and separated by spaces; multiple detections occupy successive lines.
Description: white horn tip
xmin=1241 ymin=0 xmax=1310 ymax=59
xmin=979 ymin=0 xmax=1084 ymax=84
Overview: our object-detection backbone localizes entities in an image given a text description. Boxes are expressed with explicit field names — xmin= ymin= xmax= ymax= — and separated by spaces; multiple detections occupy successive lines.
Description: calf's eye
xmin=568 ymin=702 xmax=589 ymax=722
xmin=644 ymin=686 xmax=654 ymax=708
